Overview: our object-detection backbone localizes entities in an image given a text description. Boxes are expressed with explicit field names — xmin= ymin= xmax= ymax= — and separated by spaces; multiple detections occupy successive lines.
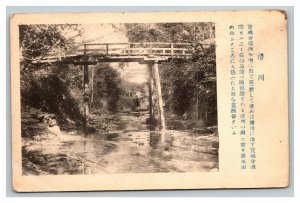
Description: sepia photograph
xmin=10 ymin=10 xmax=289 ymax=192
xmin=19 ymin=22 xmax=218 ymax=175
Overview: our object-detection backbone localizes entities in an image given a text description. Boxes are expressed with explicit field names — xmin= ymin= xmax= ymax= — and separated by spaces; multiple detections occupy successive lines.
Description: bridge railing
xmin=78 ymin=43 xmax=195 ymax=56
xmin=35 ymin=42 xmax=213 ymax=63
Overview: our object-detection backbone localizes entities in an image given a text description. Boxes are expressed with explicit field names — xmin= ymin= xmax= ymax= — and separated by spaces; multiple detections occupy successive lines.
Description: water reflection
xmin=23 ymin=113 xmax=219 ymax=175
xmin=149 ymin=132 xmax=161 ymax=149
xmin=66 ymin=128 xmax=218 ymax=174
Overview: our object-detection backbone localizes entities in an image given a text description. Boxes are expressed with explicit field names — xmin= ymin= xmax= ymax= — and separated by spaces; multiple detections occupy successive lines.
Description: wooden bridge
xmin=35 ymin=42 xmax=210 ymax=64
xmin=34 ymin=42 xmax=211 ymax=131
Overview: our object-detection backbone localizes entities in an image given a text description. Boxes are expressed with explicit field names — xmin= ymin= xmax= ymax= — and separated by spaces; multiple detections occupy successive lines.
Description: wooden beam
xmin=91 ymin=65 xmax=95 ymax=105
xmin=83 ymin=45 xmax=90 ymax=130
xmin=153 ymin=60 xmax=166 ymax=131
xmin=148 ymin=64 xmax=154 ymax=121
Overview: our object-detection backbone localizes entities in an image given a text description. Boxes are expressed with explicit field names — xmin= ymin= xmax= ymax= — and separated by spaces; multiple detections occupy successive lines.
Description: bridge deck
xmin=34 ymin=42 xmax=211 ymax=64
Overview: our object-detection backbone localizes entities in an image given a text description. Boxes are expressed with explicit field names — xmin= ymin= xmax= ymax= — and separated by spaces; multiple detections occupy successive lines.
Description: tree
xmin=19 ymin=24 xmax=85 ymax=125
xmin=124 ymin=23 xmax=217 ymax=125
xmin=19 ymin=24 xmax=82 ymax=70
xmin=92 ymin=64 xmax=123 ymax=113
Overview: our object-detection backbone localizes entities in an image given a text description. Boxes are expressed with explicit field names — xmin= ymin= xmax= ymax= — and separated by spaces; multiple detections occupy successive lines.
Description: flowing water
xmin=22 ymin=112 xmax=219 ymax=175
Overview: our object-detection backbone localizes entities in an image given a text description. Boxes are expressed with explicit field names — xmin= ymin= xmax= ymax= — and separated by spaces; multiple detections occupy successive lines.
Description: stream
xmin=22 ymin=111 xmax=219 ymax=175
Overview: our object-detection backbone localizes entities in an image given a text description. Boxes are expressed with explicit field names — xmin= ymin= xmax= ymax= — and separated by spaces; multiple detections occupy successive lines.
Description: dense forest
xmin=125 ymin=23 xmax=217 ymax=125
xmin=20 ymin=23 xmax=219 ymax=175
xmin=20 ymin=23 xmax=217 ymax=129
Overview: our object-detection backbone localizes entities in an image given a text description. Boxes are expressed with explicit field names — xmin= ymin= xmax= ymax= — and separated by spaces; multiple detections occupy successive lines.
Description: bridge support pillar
xmin=153 ymin=60 xmax=166 ymax=131
xmin=82 ymin=44 xmax=91 ymax=134
xmin=148 ymin=64 xmax=154 ymax=122
xmin=83 ymin=63 xmax=90 ymax=128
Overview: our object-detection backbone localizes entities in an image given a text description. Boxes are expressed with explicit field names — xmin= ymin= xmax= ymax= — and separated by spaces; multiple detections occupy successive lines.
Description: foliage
xmin=92 ymin=64 xmax=123 ymax=113
xmin=125 ymin=23 xmax=215 ymax=44
xmin=125 ymin=23 xmax=217 ymax=125
xmin=20 ymin=25 xmax=84 ymax=125
xmin=21 ymin=65 xmax=84 ymax=125
xmin=19 ymin=24 xmax=82 ymax=70
xmin=20 ymin=23 xmax=217 ymax=128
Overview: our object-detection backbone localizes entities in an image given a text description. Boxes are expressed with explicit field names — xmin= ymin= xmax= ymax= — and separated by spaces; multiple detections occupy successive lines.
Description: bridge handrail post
xmin=83 ymin=44 xmax=87 ymax=57
xmin=149 ymin=43 xmax=152 ymax=55
xmin=128 ymin=43 xmax=131 ymax=56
